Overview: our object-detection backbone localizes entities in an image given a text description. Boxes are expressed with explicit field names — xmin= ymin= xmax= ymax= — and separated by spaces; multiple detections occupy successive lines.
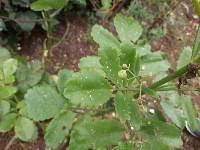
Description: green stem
xmin=192 ymin=0 xmax=200 ymax=17
xmin=42 ymin=11 xmax=53 ymax=51
xmin=192 ymin=25 xmax=200 ymax=60
xmin=149 ymin=65 xmax=188 ymax=89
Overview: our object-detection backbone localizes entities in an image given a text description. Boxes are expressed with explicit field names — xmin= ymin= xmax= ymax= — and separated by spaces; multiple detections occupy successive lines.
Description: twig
xmin=4 ymin=136 xmax=16 ymax=150
xmin=50 ymin=21 xmax=70 ymax=50
xmin=106 ymin=0 xmax=131 ymax=20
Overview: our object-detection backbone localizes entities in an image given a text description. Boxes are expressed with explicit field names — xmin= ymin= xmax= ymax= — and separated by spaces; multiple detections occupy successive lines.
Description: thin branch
xmin=50 ymin=21 xmax=70 ymax=50
xmin=4 ymin=136 xmax=16 ymax=150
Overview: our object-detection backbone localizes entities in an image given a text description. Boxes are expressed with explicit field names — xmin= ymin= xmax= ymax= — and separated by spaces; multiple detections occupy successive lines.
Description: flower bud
xmin=118 ymin=70 xmax=127 ymax=79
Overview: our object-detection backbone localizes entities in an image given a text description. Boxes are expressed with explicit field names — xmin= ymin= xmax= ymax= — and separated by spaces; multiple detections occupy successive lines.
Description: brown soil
xmin=18 ymin=16 xmax=97 ymax=74
xmin=1 ymin=0 xmax=200 ymax=149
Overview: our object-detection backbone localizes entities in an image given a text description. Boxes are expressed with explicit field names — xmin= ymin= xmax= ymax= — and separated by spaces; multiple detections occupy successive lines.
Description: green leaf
xmin=161 ymin=101 xmax=184 ymax=128
xmin=3 ymin=75 xmax=15 ymax=84
xmin=16 ymin=61 xmax=43 ymax=93
xmin=12 ymin=0 xmax=31 ymax=7
xmin=15 ymin=117 xmax=37 ymax=142
xmin=115 ymin=92 xmax=131 ymax=123
xmin=115 ymin=93 xmax=142 ymax=129
xmin=0 ymin=19 xmax=6 ymax=32
xmin=181 ymin=96 xmax=199 ymax=131
xmin=114 ymin=14 xmax=143 ymax=43
xmin=69 ymin=119 xmax=124 ymax=150
xmin=142 ymin=88 xmax=159 ymax=99
xmin=25 ymin=85 xmax=64 ymax=121
xmin=79 ymin=56 xmax=105 ymax=76
xmin=129 ymin=98 xmax=142 ymax=129
xmin=140 ymin=52 xmax=170 ymax=80
xmin=15 ymin=11 xmax=37 ymax=31
xmin=0 ymin=113 xmax=17 ymax=132
xmin=101 ymin=0 xmax=112 ymax=9
xmin=113 ymin=143 xmax=134 ymax=150
xmin=192 ymin=0 xmax=200 ymax=17
xmin=140 ymin=139 xmax=170 ymax=150
xmin=120 ymin=42 xmax=136 ymax=67
xmin=99 ymin=47 xmax=122 ymax=85
xmin=31 ymin=0 xmax=69 ymax=11
xmin=177 ymin=47 xmax=192 ymax=69
xmin=91 ymin=25 xmax=120 ymax=49
xmin=0 ymin=86 xmax=17 ymax=99
xmin=154 ymin=121 xmax=182 ymax=148
xmin=57 ymin=69 xmax=73 ymax=94
xmin=192 ymin=25 xmax=200 ymax=58
xmin=0 ymin=101 xmax=10 ymax=116
xmin=132 ymin=54 xmax=140 ymax=75
xmin=45 ymin=111 xmax=75 ymax=149
xmin=0 ymin=48 xmax=10 ymax=66
xmin=64 ymin=70 xmax=112 ymax=108
xmin=140 ymin=121 xmax=182 ymax=148
xmin=17 ymin=101 xmax=28 ymax=117
xmin=136 ymin=43 xmax=151 ymax=56
xmin=3 ymin=58 xmax=18 ymax=76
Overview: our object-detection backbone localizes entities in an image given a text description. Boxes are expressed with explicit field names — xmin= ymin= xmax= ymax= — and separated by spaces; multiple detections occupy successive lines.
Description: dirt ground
xmin=1 ymin=0 xmax=200 ymax=149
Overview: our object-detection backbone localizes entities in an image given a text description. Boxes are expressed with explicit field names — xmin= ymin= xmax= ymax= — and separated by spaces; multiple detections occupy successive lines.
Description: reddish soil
xmin=18 ymin=16 xmax=97 ymax=73
xmin=1 ymin=0 xmax=200 ymax=149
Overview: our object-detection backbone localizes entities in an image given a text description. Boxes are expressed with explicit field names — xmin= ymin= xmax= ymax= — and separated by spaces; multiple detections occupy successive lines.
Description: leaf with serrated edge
xmin=120 ymin=42 xmax=136 ymax=67
xmin=177 ymin=47 xmax=192 ymax=69
xmin=0 ymin=101 xmax=10 ymax=116
xmin=45 ymin=111 xmax=75 ymax=149
xmin=25 ymin=85 xmax=64 ymax=121
xmin=3 ymin=58 xmax=18 ymax=76
xmin=0 ymin=86 xmax=17 ymax=99
xmin=182 ymin=96 xmax=199 ymax=131
xmin=64 ymin=70 xmax=112 ymax=108
xmin=115 ymin=92 xmax=131 ymax=123
xmin=68 ymin=119 xmax=124 ymax=150
xmin=114 ymin=14 xmax=143 ymax=42
xmin=57 ymin=69 xmax=73 ymax=94
xmin=91 ymin=25 xmax=120 ymax=49
xmin=161 ymin=101 xmax=184 ymax=128
xmin=0 ymin=113 xmax=17 ymax=132
xmin=99 ymin=47 xmax=122 ymax=85
xmin=15 ymin=117 xmax=38 ymax=142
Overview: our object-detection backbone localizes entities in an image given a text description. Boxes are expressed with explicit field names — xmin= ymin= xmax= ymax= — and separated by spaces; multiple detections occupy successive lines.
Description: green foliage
xmin=182 ymin=96 xmax=199 ymax=131
xmin=114 ymin=14 xmax=143 ymax=43
xmin=0 ymin=113 xmax=17 ymax=132
xmin=64 ymin=70 xmax=112 ymax=108
xmin=31 ymin=0 xmax=69 ymax=11
xmin=25 ymin=85 xmax=64 ymax=121
xmin=91 ymin=25 xmax=120 ymax=49
xmin=177 ymin=47 xmax=192 ymax=69
xmin=16 ymin=60 xmax=44 ymax=93
xmin=15 ymin=117 xmax=38 ymax=141
xmin=0 ymin=101 xmax=10 ymax=116
xmin=99 ymin=47 xmax=122 ymax=85
xmin=15 ymin=11 xmax=38 ymax=31
xmin=0 ymin=0 xmax=86 ymax=48
xmin=57 ymin=69 xmax=73 ymax=94
xmin=45 ymin=111 xmax=75 ymax=149
xmin=192 ymin=25 xmax=200 ymax=59
xmin=69 ymin=118 xmax=124 ymax=150
xmin=0 ymin=13 xmax=200 ymax=150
